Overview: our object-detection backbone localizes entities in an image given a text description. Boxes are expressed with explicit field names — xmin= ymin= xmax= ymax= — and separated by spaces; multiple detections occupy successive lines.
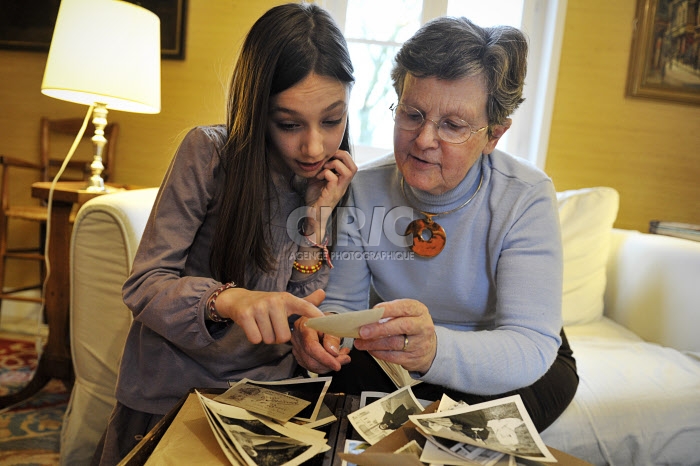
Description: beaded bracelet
xmin=301 ymin=234 xmax=333 ymax=268
xmin=293 ymin=260 xmax=323 ymax=274
xmin=207 ymin=282 xmax=235 ymax=322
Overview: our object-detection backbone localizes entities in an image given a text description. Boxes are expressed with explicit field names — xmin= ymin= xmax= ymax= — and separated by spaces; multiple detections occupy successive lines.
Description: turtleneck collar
xmin=400 ymin=156 xmax=484 ymax=213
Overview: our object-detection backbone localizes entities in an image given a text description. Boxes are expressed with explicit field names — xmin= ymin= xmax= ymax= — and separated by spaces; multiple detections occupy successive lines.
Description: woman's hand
xmin=354 ymin=299 xmax=437 ymax=374
xmin=290 ymin=315 xmax=351 ymax=374
xmin=213 ymin=288 xmax=326 ymax=345
xmin=304 ymin=150 xmax=356 ymax=241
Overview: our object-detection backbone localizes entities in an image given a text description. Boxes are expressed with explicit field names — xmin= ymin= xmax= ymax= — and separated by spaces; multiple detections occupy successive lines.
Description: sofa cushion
xmin=557 ymin=187 xmax=619 ymax=326
xmin=545 ymin=318 xmax=700 ymax=465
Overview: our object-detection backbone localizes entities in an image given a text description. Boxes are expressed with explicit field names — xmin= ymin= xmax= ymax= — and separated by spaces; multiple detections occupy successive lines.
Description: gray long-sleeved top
xmin=117 ymin=126 xmax=328 ymax=415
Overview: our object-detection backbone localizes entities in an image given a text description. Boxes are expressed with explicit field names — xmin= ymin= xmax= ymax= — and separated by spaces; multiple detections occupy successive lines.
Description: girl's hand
xmin=213 ymin=288 xmax=326 ymax=345
xmin=291 ymin=315 xmax=351 ymax=374
xmin=304 ymin=150 xmax=356 ymax=240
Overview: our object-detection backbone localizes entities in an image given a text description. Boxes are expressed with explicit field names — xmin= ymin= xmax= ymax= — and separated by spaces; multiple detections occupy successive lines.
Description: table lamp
xmin=40 ymin=0 xmax=161 ymax=191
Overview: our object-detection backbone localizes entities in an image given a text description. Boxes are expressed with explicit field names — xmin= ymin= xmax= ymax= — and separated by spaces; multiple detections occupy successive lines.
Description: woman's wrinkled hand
xmin=353 ymin=299 xmax=437 ymax=374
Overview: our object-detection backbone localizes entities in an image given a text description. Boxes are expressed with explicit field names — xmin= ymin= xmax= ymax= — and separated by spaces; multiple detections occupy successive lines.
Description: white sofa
xmin=60 ymin=188 xmax=157 ymax=466
xmin=59 ymin=186 xmax=700 ymax=466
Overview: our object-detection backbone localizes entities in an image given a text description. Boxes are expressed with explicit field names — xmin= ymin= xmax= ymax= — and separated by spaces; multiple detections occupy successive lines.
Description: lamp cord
xmin=36 ymin=105 xmax=94 ymax=356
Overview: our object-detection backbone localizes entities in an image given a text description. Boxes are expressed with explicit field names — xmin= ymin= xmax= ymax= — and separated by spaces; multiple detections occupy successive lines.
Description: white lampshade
xmin=41 ymin=0 xmax=161 ymax=114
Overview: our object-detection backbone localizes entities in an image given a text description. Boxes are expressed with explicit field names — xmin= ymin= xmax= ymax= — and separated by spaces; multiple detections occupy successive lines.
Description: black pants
xmin=328 ymin=328 xmax=578 ymax=432
xmin=91 ymin=403 xmax=164 ymax=466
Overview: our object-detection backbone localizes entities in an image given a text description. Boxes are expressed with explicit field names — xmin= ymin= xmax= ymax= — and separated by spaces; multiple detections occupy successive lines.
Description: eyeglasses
xmin=390 ymin=103 xmax=488 ymax=144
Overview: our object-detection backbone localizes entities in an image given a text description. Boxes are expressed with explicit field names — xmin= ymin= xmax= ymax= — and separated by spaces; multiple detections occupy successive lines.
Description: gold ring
xmin=402 ymin=334 xmax=409 ymax=351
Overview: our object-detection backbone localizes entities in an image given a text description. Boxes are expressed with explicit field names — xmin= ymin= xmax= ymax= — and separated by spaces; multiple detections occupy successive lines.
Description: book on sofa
xmin=649 ymin=220 xmax=700 ymax=242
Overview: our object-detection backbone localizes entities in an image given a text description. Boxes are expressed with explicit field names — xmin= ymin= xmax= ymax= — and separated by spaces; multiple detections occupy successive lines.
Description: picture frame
xmin=626 ymin=0 xmax=700 ymax=106
xmin=0 ymin=0 xmax=187 ymax=60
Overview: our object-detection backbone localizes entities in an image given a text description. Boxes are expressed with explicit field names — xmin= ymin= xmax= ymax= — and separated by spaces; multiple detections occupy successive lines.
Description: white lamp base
xmin=86 ymin=103 xmax=108 ymax=192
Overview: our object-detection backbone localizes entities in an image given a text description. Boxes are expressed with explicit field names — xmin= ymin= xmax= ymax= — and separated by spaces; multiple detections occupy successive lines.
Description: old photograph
xmin=409 ymin=395 xmax=556 ymax=463
xmin=360 ymin=390 xmax=432 ymax=409
xmin=233 ymin=376 xmax=332 ymax=422
xmin=198 ymin=391 xmax=328 ymax=466
xmin=216 ymin=380 xmax=310 ymax=423
xmin=394 ymin=439 xmax=424 ymax=456
xmin=359 ymin=391 xmax=386 ymax=408
xmin=420 ymin=438 xmax=510 ymax=466
xmin=348 ymin=386 xmax=424 ymax=445
xmin=340 ymin=439 xmax=370 ymax=466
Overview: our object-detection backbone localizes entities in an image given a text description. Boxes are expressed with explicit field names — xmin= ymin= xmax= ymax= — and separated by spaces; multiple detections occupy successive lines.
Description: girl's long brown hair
xmin=210 ymin=3 xmax=354 ymax=287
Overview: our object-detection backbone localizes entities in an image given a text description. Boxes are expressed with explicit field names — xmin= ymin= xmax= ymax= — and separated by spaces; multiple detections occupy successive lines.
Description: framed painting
xmin=626 ymin=0 xmax=700 ymax=105
xmin=0 ymin=0 xmax=187 ymax=60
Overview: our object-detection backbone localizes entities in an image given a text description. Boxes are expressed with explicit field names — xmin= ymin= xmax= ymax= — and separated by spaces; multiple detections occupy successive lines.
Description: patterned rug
xmin=0 ymin=335 xmax=69 ymax=466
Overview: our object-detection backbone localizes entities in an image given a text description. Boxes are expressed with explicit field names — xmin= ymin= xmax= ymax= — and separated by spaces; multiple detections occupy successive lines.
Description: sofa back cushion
xmin=557 ymin=187 xmax=619 ymax=326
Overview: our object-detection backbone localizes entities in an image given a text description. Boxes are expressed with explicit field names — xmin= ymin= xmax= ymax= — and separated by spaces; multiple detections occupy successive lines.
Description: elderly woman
xmin=291 ymin=16 xmax=578 ymax=432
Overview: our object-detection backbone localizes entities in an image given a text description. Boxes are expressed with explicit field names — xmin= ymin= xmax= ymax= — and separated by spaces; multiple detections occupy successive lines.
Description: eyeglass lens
xmin=392 ymin=104 xmax=475 ymax=144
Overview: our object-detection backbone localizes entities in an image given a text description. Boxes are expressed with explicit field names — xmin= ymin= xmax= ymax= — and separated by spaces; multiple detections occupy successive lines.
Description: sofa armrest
xmin=69 ymin=187 xmax=158 ymax=386
xmin=604 ymin=228 xmax=700 ymax=353
xmin=61 ymin=187 xmax=158 ymax=466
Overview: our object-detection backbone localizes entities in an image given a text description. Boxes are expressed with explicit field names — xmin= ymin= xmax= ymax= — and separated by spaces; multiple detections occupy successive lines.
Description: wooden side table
xmin=0 ymin=181 xmax=126 ymax=408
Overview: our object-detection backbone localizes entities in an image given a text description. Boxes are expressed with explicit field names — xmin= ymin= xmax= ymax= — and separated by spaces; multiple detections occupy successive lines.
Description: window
xmin=317 ymin=0 xmax=567 ymax=168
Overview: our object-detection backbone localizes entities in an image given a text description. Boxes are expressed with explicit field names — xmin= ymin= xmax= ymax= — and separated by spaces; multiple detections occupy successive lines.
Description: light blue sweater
xmin=321 ymin=150 xmax=563 ymax=395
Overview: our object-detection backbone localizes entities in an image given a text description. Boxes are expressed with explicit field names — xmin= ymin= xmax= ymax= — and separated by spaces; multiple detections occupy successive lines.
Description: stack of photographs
xmin=197 ymin=376 xmax=335 ymax=466
xmin=344 ymin=386 xmax=429 ymax=465
xmin=370 ymin=355 xmax=422 ymax=389
xmin=410 ymin=394 xmax=557 ymax=465
xmin=217 ymin=377 xmax=337 ymax=428
xmin=344 ymin=387 xmax=556 ymax=466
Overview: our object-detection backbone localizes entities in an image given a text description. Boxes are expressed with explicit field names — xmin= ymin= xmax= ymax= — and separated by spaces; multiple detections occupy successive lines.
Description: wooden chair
xmin=0 ymin=117 xmax=119 ymax=310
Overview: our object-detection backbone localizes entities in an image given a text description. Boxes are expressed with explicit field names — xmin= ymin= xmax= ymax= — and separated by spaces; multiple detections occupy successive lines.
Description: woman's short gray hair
xmin=391 ymin=16 xmax=528 ymax=133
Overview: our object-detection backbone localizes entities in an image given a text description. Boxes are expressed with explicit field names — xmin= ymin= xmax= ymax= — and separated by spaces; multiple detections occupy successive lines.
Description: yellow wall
xmin=1 ymin=0 xmax=699 ymax=290
xmin=546 ymin=0 xmax=700 ymax=231
xmin=0 ymin=0 xmax=285 ymax=288
xmin=0 ymin=0 xmax=286 ymax=188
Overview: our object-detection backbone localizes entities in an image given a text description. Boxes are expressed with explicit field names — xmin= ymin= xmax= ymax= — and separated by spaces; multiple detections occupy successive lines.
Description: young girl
xmin=93 ymin=4 xmax=356 ymax=463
